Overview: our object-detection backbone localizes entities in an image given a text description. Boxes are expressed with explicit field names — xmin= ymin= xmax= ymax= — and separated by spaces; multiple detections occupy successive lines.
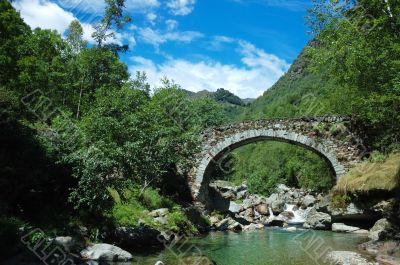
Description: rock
xmin=113 ymin=227 xmax=164 ymax=249
xmin=53 ymin=236 xmax=84 ymax=253
xmin=330 ymin=202 xmax=380 ymax=221
xmin=154 ymin=216 xmax=168 ymax=225
xmin=216 ymin=218 xmax=230 ymax=231
xmin=276 ymin=184 xmax=290 ymax=193
xmin=267 ymin=193 xmax=285 ymax=214
xmin=243 ymin=223 xmax=264 ymax=231
xmin=369 ymin=218 xmax=394 ymax=241
xmin=303 ymin=208 xmax=331 ymax=230
xmin=228 ymin=201 xmax=242 ymax=213
xmin=315 ymin=194 xmax=331 ymax=213
xmin=278 ymin=211 xmax=295 ymax=222
xmin=210 ymin=180 xmax=236 ymax=192
xmin=80 ymin=244 xmax=132 ymax=261
xmin=181 ymin=256 xmax=216 ymax=265
xmin=268 ymin=218 xmax=286 ymax=227
xmin=228 ymin=222 xmax=242 ymax=232
xmin=155 ymin=261 xmax=165 ymax=265
xmin=222 ymin=190 xmax=236 ymax=200
xmin=236 ymin=190 xmax=248 ymax=200
xmin=286 ymin=227 xmax=297 ymax=232
xmin=149 ymin=208 xmax=169 ymax=218
xmin=359 ymin=240 xmax=400 ymax=257
xmin=242 ymin=195 xmax=263 ymax=209
xmin=332 ymin=223 xmax=364 ymax=233
xmin=256 ymin=204 xmax=269 ymax=215
xmin=375 ymin=255 xmax=400 ymax=265
xmin=326 ymin=251 xmax=378 ymax=265
xmin=209 ymin=216 xmax=220 ymax=226
xmin=302 ymin=195 xmax=316 ymax=207
xmin=372 ymin=199 xmax=396 ymax=218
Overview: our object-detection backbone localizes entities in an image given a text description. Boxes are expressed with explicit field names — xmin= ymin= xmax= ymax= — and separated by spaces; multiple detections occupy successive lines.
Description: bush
xmin=167 ymin=209 xmax=197 ymax=234
xmin=110 ymin=201 xmax=154 ymax=228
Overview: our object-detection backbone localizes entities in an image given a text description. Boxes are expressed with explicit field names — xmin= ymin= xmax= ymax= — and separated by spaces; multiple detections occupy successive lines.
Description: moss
xmin=334 ymin=153 xmax=400 ymax=194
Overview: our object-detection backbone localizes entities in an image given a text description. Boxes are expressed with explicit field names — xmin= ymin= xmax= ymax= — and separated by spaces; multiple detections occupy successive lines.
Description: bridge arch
xmin=188 ymin=117 xmax=364 ymax=205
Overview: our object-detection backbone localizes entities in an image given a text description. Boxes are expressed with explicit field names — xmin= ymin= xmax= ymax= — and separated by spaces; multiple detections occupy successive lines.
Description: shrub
xmin=110 ymin=201 xmax=154 ymax=228
xmin=167 ymin=210 xmax=197 ymax=234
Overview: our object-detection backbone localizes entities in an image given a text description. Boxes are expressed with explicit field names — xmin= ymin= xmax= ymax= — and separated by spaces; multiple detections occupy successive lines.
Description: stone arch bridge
xmin=188 ymin=116 xmax=366 ymax=205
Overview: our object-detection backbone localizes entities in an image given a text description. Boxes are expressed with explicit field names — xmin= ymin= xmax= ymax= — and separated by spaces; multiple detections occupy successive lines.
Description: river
xmin=131 ymin=228 xmax=368 ymax=265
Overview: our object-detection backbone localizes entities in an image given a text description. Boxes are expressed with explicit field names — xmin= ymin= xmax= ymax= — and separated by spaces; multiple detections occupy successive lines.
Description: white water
xmin=284 ymin=204 xmax=310 ymax=224
xmin=268 ymin=207 xmax=275 ymax=220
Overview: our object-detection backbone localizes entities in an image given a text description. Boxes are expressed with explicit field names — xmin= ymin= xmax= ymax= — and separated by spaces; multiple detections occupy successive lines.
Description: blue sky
xmin=12 ymin=0 xmax=312 ymax=98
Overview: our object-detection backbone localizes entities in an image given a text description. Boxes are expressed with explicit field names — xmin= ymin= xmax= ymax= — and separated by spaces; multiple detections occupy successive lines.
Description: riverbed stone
xmin=303 ymin=208 xmax=331 ymax=230
xmin=228 ymin=201 xmax=242 ymax=213
xmin=256 ymin=204 xmax=269 ymax=215
xmin=302 ymin=195 xmax=316 ymax=208
xmin=80 ymin=244 xmax=132 ymax=261
xmin=369 ymin=218 xmax=394 ymax=241
xmin=332 ymin=223 xmax=363 ymax=233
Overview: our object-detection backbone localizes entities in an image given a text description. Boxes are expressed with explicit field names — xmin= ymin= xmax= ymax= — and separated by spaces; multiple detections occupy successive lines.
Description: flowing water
xmin=131 ymin=228 xmax=368 ymax=265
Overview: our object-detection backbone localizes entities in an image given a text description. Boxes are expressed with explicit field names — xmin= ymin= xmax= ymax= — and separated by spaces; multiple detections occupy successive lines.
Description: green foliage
xmin=216 ymin=141 xmax=335 ymax=196
xmin=167 ymin=210 xmax=197 ymax=234
xmin=141 ymin=188 xmax=173 ymax=210
xmin=110 ymin=202 xmax=153 ymax=228
xmin=212 ymin=88 xmax=245 ymax=106
xmin=306 ymin=0 xmax=400 ymax=152
xmin=330 ymin=192 xmax=352 ymax=210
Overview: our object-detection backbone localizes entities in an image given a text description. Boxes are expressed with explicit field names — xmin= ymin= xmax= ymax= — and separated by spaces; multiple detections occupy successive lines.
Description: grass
xmin=334 ymin=153 xmax=400 ymax=194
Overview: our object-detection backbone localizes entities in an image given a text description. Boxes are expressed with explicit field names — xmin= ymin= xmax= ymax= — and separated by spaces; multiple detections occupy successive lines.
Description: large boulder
xmin=267 ymin=193 xmax=285 ymax=214
xmin=326 ymin=251 xmax=378 ymax=265
xmin=256 ymin=204 xmax=269 ymax=216
xmin=369 ymin=218 xmax=394 ymax=241
xmin=112 ymin=226 xmax=164 ymax=249
xmin=302 ymin=195 xmax=316 ymax=208
xmin=80 ymin=244 xmax=132 ymax=261
xmin=314 ymin=194 xmax=331 ymax=213
xmin=303 ymin=208 xmax=331 ymax=230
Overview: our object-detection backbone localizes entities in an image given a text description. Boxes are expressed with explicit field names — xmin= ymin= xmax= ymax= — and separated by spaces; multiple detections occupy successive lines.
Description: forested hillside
xmin=221 ymin=0 xmax=400 ymax=195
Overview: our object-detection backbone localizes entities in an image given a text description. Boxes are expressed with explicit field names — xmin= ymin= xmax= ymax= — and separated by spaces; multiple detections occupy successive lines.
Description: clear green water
xmin=131 ymin=228 xmax=368 ymax=265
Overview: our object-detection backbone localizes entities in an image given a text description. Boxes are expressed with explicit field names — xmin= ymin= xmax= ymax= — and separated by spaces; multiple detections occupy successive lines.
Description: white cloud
xmin=146 ymin=12 xmax=158 ymax=25
xmin=13 ymin=0 xmax=95 ymax=42
xmin=209 ymin=35 xmax=236 ymax=50
xmin=167 ymin=0 xmax=196 ymax=16
xmin=129 ymin=42 xmax=290 ymax=98
xmin=138 ymin=27 xmax=203 ymax=49
xmin=165 ymin=19 xmax=179 ymax=31
xmin=57 ymin=0 xmax=160 ymax=14
xmin=13 ymin=0 xmax=137 ymax=46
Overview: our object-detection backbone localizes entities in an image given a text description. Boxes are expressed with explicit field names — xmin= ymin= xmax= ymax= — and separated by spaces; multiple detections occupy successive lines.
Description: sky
xmin=12 ymin=0 xmax=313 ymax=99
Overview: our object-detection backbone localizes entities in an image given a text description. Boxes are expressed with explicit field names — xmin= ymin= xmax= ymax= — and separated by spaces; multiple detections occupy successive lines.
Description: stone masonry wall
xmin=188 ymin=116 xmax=366 ymax=205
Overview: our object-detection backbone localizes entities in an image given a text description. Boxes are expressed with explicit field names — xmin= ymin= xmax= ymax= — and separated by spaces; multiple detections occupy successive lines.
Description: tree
xmin=66 ymin=20 xmax=87 ymax=55
xmin=306 ymin=0 xmax=400 ymax=151
xmin=92 ymin=0 xmax=131 ymax=48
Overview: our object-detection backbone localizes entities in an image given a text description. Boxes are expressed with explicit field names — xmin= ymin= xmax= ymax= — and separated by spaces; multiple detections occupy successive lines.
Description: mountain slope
xmin=240 ymin=43 xmax=343 ymax=120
